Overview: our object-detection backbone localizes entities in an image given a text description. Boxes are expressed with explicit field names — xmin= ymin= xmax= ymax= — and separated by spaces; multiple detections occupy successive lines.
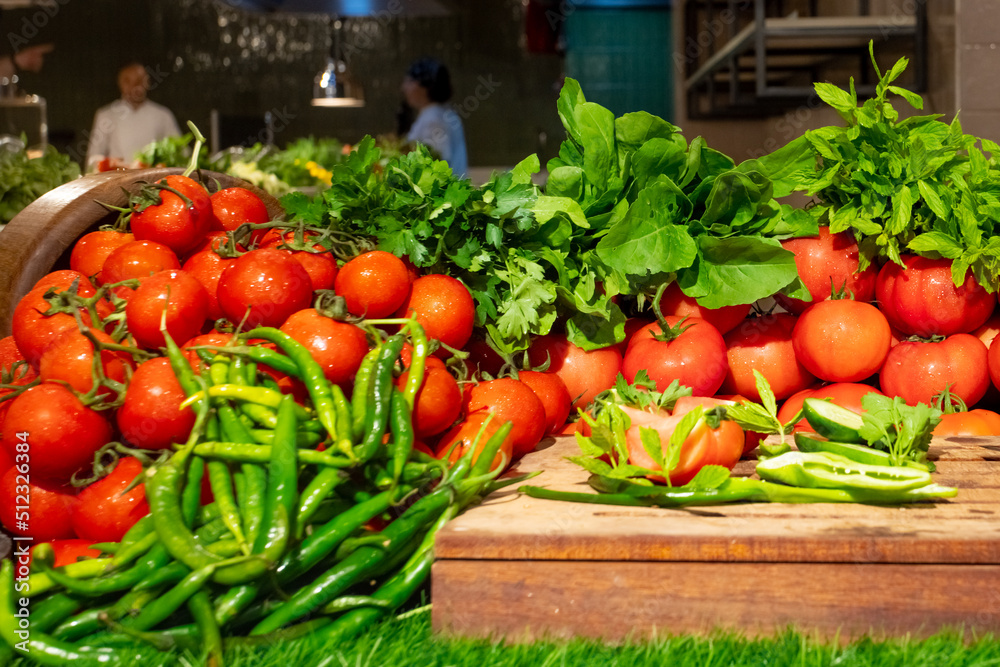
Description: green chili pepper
xmin=249 ymin=428 xmax=325 ymax=448
xmin=194 ymin=441 xmax=351 ymax=468
xmin=287 ymin=488 xmax=403 ymax=576
xmin=123 ymin=555 xmax=250 ymax=632
xmin=207 ymin=344 xmax=303 ymax=379
xmin=756 ymin=451 xmax=934 ymax=491
xmin=250 ymin=394 xmax=299 ymax=564
xmin=34 ymin=541 xmax=171 ymax=597
xmin=213 ymin=584 xmax=261 ymax=628
xmin=355 ymin=334 xmax=406 ymax=463
xmin=295 ymin=467 xmax=348 ymax=539
xmin=389 ymin=386 xmax=415 ymax=486
xmin=401 ymin=319 xmax=428 ymax=409
xmin=187 ymin=385 xmax=313 ymax=420
xmin=24 ymin=593 xmax=81 ymax=634
xmin=252 ymin=482 xmax=453 ymax=634
xmin=0 ymin=560 xmax=123 ymax=666
xmin=244 ymin=327 xmax=339 ymax=441
xmin=145 ymin=448 xmax=266 ymax=586
xmin=351 ymin=343 xmax=382 ymax=441
xmin=187 ymin=589 xmax=223 ymax=667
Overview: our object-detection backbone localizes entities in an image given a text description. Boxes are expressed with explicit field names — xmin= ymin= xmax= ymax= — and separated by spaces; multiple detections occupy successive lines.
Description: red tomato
xmin=658 ymin=282 xmax=751 ymax=335
xmin=0 ymin=467 xmax=76 ymax=541
xmin=464 ymin=378 xmax=547 ymax=459
xmin=210 ymin=187 xmax=270 ymax=240
xmin=336 ymin=250 xmax=412 ymax=319
xmin=278 ymin=309 xmax=369 ymax=388
xmin=117 ymin=358 xmax=195 ymax=449
xmin=394 ymin=274 xmax=474 ymax=353
xmin=989 ymin=335 xmax=1000 ymax=396
xmin=625 ymin=407 xmax=744 ymax=485
xmin=777 ymin=382 xmax=882 ymax=432
xmin=518 ymin=370 xmax=572 ymax=436
xmin=876 ymin=255 xmax=995 ymax=337
xmin=125 ymin=269 xmax=209 ymax=350
xmin=100 ymin=239 xmax=181 ymax=290
xmin=673 ymin=394 xmax=763 ymax=455
xmin=720 ymin=313 xmax=815 ymax=401
xmin=792 ymin=299 xmax=891 ymax=383
xmin=435 ymin=412 xmax=514 ymax=473
xmin=70 ymin=457 xmax=149 ymax=543
xmin=1 ymin=384 xmax=113 ymax=481
xmin=11 ymin=286 xmax=101 ymax=367
xmin=71 ymin=230 xmax=135 ymax=282
xmin=182 ymin=245 xmax=237 ymax=321
xmin=131 ymin=174 xmax=213 ymax=255
xmin=33 ymin=539 xmax=103 ymax=568
xmin=32 ymin=270 xmax=98 ymax=296
xmin=774 ymin=226 xmax=877 ymax=314
xmin=880 ymin=333 xmax=989 ymax=407
xmin=38 ymin=329 xmax=132 ymax=397
xmin=623 ymin=316 xmax=728 ymax=396
xmin=527 ymin=334 xmax=622 ymax=410
xmin=216 ymin=248 xmax=312 ymax=328
xmin=398 ymin=366 xmax=463 ymax=438
xmin=263 ymin=231 xmax=339 ymax=292
xmin=933 ymin=409 xmax=1000 ymax=437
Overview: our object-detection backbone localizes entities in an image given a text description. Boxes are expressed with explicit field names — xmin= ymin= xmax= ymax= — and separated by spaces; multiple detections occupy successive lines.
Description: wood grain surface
xmin=0 ymin=168 xmax=283 ymax=337
xmin=432 ymin=435 xmax=1000 ymax=640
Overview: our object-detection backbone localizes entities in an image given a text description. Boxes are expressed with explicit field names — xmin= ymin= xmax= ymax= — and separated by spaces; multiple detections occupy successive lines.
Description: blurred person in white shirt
xmin=86 ymin=62 xmax=180 ymax=171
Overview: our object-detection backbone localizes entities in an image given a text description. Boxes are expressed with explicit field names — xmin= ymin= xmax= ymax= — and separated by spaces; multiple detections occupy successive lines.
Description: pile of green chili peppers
xmin=0 ymin=320 xmax=516 ymax=666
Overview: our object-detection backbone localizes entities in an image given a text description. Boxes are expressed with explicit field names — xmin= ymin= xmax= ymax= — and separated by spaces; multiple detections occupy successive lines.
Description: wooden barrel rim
xmin=0 ymin=168 xmax=284 ymax=337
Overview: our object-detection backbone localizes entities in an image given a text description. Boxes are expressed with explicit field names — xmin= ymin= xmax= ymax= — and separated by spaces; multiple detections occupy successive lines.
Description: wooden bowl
xmin=0 ymin=168 xmax=284 ymax=337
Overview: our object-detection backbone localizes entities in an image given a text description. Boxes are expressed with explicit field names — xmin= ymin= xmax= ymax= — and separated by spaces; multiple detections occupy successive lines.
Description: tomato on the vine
xmin=1 ymin=383 xmax=113 ymax=481
xmin=70 ymin=230 xmax=135 ymax=283
xmin=278 ymin=309 xmax=369 ymax=388
xmin=117 ymin=357 xmax=195 ymax=450
xmin=336 ymin=250 xmax=412 ymax=319
xmin=100 ymin=239 xmax=181 ymax=297
xmin=38 ymin=328 xmax=132 ymax=397
xmin=518 ymin=370 xmax=572 ymax=436
xmin=0 ymin=468 xmax=76 ymax=541
xmin=210 ymin=187 xmax=269 ymax=240
xmin=395 ymin=274 xmax=474 ymax=353
xmin=130 ymin=175 xmax=213 ymax=256
xmin=125 ymin=269 xmax=209 ymax=350
xmin=398 ymin=365 xmax=462 ymax=438
xmin=70 ymin=456 xmax=149 ymax=543
xmin=263 ymin=231 xmax=339 ymax=292
xmin=216 ymin=248 xmax=312 ymax=328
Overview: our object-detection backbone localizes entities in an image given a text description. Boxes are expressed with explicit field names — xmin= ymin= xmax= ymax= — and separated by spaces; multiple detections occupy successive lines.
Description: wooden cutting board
xmin=432 ymin=435 xmax=1000 ymax=641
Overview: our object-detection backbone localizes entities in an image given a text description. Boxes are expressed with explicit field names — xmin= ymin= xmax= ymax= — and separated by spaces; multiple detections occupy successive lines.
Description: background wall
xmin=3 ymin=0 xmax=565 ymax=169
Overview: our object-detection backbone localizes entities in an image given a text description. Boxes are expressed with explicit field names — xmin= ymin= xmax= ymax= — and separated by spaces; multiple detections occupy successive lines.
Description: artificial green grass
xmin=12 ymin=609 xmax=1000 ymax=667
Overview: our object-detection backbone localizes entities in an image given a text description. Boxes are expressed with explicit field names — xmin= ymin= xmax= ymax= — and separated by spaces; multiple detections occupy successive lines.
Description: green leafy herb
xmin=0 ymin=141 xmax=79 ymax=223
xmin=858 ymin=394 xmax=941 ymax=468
xmin=758 ymin=41 xmax=1000 ymax=291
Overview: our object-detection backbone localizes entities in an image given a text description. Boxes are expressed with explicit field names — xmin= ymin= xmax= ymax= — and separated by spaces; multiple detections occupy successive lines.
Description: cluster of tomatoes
xmin=553 ymin=225 xmax=1000 ymax=481
xmin=0 ymin=172 xmax=579 ymax=552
